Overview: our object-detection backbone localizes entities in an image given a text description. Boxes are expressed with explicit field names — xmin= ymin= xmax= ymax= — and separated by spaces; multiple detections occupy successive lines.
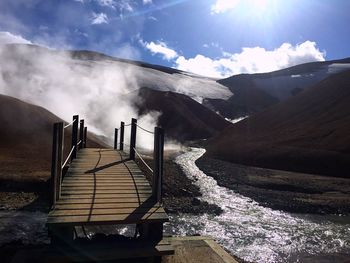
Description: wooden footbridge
xmin=47 ymin=115 xmax=174 ymax=262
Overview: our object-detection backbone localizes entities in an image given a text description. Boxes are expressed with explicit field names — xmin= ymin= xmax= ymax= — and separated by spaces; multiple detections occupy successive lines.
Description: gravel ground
xmin=196 ymin=156 xmax=350 ymax=215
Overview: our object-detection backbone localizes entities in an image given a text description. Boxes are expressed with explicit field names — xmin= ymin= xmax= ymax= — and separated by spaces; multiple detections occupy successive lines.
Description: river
xmin=164 ymin=148 xmax=350 ymax=262
xmin=0 ymin=148 xmax=349 ymax=262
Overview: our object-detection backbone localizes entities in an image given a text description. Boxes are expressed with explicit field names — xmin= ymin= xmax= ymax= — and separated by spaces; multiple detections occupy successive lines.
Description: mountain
xmin=134 ymin=87 xmax=231 ymax=142
xmin=203 ymin=80 xmax=279 ymax=120
xmin=206 ymin=58 xmax=350 ymax=119
xmin=0 ymin=44 xmax=232 ymax=138
xmin=0 ymin=94 xmax=106 ymax=182
xmin=0 ymin=44 xmax=232 ymax=102
xmin=205 ymin=70 xmax=350 ymax=178
xmin=220 ymin=58 xmax=350 ymax=100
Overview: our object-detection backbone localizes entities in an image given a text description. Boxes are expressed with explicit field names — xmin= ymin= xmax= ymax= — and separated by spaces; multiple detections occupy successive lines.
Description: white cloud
xmin=140 ymin=39 xmax=178 ymax=60
xmin=95 ymin=0 xmax=133 ymax=12
xmin=91 ymin=12 xmax=108 ymax=25
xmin=95 ymin=0 xmax=116 ymax=8
xmin=175 ymin=41 xmax=326 ymax=78
xmin=148 ymin=16 xmax=158 ymax=21
xmin=211 ymin=0 xmax=240 ymax=14
xmin=0 ymin=31 xmax=32 ymax=45
xmin=143 ymin=0 xmax=152 ymax=4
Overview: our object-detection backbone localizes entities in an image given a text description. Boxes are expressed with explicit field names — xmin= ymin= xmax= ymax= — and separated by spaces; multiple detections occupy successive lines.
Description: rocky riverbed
xmin=196 ymin=156 xmax=350 ymax=215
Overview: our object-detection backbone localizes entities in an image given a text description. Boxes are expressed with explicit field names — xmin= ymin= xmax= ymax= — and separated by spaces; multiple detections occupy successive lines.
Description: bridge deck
xmin=47 ymin=148 xmax=168 ymax=226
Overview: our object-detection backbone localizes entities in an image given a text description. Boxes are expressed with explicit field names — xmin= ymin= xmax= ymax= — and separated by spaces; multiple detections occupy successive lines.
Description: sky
xmin=0 ymin=0 xmax=349 ymax=78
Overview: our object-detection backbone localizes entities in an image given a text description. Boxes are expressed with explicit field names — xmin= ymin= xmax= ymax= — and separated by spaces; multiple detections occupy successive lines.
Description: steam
xmin=0 ymin=44 xmax=159 ymax=149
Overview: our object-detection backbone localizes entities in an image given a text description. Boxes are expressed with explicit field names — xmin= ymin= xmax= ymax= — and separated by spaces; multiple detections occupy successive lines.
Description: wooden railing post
xmin=129 ymin=118 xmax=137 ymax=160
xmin=84 ymin=127 xmax=87 ymax=148
xmin=152 ymin=127 xmax=164 ymax=202
xmin=71 ymin=115 xmax=79 ymax=160
xmin=79 ymin=119 xmax=84 ymax=150
xmin=51 ymin=122 xmax=64 ymax=207
xmin=114 ymin=128 xmax=118 ymax=150
xmin=56 ymin=122 xmax=64 ymax=200
xmin=120 ymin=122 xmax=124 ymax=151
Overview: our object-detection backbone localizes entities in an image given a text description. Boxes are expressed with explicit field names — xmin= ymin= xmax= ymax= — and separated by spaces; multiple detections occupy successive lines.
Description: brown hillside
xmin=0 ymin=95 xmax=106 ymax=182
xmin=135 ymin=87 xmax=231 ymax=142
xmin=206 ymin=70 xmax=350 ymax=178
xmin=204 ymin=75 xmax=278 ymax=119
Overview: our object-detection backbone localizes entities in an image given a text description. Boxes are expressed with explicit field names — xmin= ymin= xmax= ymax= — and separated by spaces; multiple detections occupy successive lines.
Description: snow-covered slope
xmin=220 ymin=58 xmax=350 ymax=101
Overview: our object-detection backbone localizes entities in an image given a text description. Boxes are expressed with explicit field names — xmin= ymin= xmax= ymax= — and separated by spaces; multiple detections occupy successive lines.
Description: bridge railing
xmin=115 ymin=118 xmax=164 ymax=203
xmin=51 ymin=115 xmax=87 ymax=208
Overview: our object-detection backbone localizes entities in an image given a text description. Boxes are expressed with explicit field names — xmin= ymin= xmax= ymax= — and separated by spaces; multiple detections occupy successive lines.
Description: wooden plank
xmin=61 ymin=186 xmax=151 ymax=191
xmin=63 ymin=177 xmax=145 ymax=181
xmin=61 ymin=189 xmax=152 ymax=195
xmin=65 ymin=174 xmax=144 ymax=177
xmin=61 ymin=186 xmax=150 ymax=189
xmin=62 ymin=180 xmax=149 ymax=184
xmin=63 ymin=175 xmax=145 ymax=178
xmin=64 ymin=173 xmax=143 ymax=176
xmin=56 ymin=197 xmax=151 ymax=204
xmin=62 ymin=182 xmax=149 ymax=187
xmin=61 ymin=188 xmax=152 ymax=192
xmin=60 ymin=193 xmax=152 ymax=199
xmin=62 ymin=182 xmax=150 ymax=189
xmin=66 ymin=171 xmax=140 ymax=174
xmin=49 ymin=207 xmax=165 ymax=217
xmin=54 ymin=202 xmax=161 ymax=210
xmin=62 ymin=178 xmax=147 ymax=182
xmin=47 ymin=212 xmax=168 ymax=225
xmin=67 ymin=168 xmax=135 ymax=170
xmin=62 ymin=180 xmax=148 ymax=184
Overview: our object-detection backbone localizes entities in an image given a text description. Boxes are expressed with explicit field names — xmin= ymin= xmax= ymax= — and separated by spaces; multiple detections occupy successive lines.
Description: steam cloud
xmin=0 ymin=44 xmax=159 ymax=149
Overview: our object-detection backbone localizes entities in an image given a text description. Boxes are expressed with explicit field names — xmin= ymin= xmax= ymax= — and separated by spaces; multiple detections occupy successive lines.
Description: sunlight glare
xmin=211 ymin=0 xmax=276 ymax=16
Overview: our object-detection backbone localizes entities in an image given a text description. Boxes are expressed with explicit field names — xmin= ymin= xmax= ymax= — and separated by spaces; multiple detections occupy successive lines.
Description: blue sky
xmin=0 ymin=0 xmax=349 ymax=78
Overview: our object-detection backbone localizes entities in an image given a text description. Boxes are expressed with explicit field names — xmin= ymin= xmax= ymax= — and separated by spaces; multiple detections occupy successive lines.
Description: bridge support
xmin=79 ymin=119 xmax=84 ymax=149
xmin=120 ymin=121 xmax=125 ymax=150
xmin=71 ymin=115 xmax=79 ymax=161
xmin=129 ymin=118 xmax=137 ymax=160
xmin=114 ymin=128 xmax=118 ymax=150
xmin=84 ymin=127 xmax=87 ymax=148
xmin=51 ymin=122 xmax=64 ymax=208
xmin=152 ymin=127 xmax=164 ymax=203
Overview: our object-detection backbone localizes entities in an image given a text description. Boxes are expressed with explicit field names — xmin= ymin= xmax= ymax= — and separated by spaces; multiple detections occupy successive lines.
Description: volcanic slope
xmin=0 ymin=94 xmax=106 ymax=182
xmin=134 ymin=87 xmax=231 ymax=142
xmin=205 ymin=70 xmax=350 ymax=178
xmin=205 ymin=58 xmax=350 ymax=119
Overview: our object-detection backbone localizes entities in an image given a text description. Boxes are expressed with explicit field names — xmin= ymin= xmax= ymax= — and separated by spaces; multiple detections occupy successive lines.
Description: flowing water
xmin=0 ymin=210 xmax=49 ymax=245
xmin=0 ymin=148 xmax=349 ymax=262
xmin=164 ymin=148 xmax=350 ymax=262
